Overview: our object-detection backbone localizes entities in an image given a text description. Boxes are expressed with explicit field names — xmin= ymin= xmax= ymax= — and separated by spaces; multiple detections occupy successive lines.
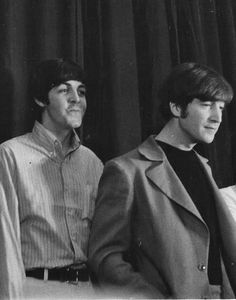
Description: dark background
xmin=1 ymin=0 xmax=236 ymax=187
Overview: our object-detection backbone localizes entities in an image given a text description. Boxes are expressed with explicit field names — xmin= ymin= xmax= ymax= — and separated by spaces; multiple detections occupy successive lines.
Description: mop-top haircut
xmin=158 ymin=62 xmax=233 ymax=121
xmin=30 ymin=58 xmax=86 ymax=105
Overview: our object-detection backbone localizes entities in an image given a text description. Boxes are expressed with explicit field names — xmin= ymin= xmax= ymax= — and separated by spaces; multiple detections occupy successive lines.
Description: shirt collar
xmin=32 ymin=121 xmax=81 ymax=154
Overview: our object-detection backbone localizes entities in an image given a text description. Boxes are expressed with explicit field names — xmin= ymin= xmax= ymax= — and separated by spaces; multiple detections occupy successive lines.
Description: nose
xmin=69 ymin=89 xmax=80 ymax=104
xmin=210 ymin=103 xmax=222 ymax=123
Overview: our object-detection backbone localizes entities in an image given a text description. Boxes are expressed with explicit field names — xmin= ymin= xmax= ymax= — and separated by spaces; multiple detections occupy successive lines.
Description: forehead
xmin=60 ymin=80 xmax=85 ymax=88
xmin=192 ymin=98 xmax=225 ymax=106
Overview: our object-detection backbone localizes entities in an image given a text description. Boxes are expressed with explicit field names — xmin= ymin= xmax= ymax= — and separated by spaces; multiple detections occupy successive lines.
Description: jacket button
xmin=198 ymin=264 xmax=206 ymax=271
xmin=231 ymin=262 xmax=235 ymax=267
xmin=137 ymin=239 xmax=142 ymax=247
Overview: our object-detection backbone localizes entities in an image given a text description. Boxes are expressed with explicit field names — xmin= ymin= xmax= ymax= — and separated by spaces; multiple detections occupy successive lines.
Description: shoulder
xmin=78 ymin=144 xmax=101 ymax=160
xmin=77 ymin=144 xmax=103 ymax=169
xmin=0 ymin=133 xmax=32 ymax=156
xmin=0 ymin=134 xmax=31 ymax=173
xmin=105 ymin=135 xmax=161 ymax=172
xmin=103 ymin=147 xmax=146 ymax=183
xmin=78 ymin=144 xmax=100 ymax=158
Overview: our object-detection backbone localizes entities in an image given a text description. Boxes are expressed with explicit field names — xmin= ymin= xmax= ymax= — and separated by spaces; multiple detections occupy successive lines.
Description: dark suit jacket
xmin=88 ymin=136 xmax=236 ymax=298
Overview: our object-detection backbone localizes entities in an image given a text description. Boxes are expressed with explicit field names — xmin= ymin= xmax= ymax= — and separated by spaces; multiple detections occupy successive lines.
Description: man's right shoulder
xmin=106 ymin=135 xmax=156 ymax=166
xmin=104 ymin=135 xmax=159 ymax=177
xmin=104 ymin=147 xmax=142 ymax=176
xmin=0 ymin=133 xmax=32 ymax=153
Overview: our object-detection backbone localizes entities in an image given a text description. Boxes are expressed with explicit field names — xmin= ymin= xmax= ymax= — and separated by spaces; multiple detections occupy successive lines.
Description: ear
xmin=169 ymin=102 xmax=182 ymax=118
xmin=34 ymin=98 xmax=46 ymax=108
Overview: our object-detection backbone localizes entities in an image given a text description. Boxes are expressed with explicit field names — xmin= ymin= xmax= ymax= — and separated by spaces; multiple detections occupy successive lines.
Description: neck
xmin=156 ymin=118 xmax=196 ymax=151
xmin=41 ymin=121 xmax=72 ymax=151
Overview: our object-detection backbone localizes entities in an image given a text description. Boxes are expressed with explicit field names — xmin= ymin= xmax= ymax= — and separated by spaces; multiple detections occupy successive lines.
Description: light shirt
xmin=0 ymin=121 xmax=103 ymax=270
xmin=0 ymin=191 xmax=25 ymax=298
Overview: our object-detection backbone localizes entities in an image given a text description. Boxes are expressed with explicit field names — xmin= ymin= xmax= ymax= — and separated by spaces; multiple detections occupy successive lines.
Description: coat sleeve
xmin=88 ymin=160 xmax=165 ymax=299
xmin=0 ymin=146 xmax=25 ymax=299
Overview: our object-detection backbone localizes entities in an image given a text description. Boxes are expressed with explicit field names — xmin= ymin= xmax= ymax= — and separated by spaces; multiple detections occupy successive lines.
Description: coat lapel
xmin=138 ymin=136 xmax=204 ymax=222
xmin=197 ymin=154 xmax=236 ymax=261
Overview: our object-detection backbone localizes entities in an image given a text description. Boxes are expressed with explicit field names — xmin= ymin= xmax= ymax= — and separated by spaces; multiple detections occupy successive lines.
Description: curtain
xmin=0 ymin=0 xmax=236 ymax=187
xmin=0 ymin=0 xmax=84 ymax=138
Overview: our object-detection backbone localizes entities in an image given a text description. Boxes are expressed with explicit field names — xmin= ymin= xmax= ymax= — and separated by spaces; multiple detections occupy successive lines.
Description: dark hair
xmin=158 ymin=62 xmax=234 ymax=121
xmin=30 ymin=58 xmax=86 ymax=104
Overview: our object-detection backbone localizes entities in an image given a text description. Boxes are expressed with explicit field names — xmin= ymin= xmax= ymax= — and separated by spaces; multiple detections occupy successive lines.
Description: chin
xmin=69 ymin=119 xmax=82 ymax=129
xmin=202 ymin=137 xmax=215 ymax=144
xmin=72 ymin=123 xmax=82 ymax=129
xmin=195 ymin=135 xmax=215 ymax=144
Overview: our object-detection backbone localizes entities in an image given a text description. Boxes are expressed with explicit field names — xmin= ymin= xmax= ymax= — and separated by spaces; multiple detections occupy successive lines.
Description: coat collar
xmin=32 ymin=121 xmax=81 ymax=155
xmin=138 ymin=135 xmax=209 ymax=164
xmin=201 ymin=164 xmax=236 ymax=261
xmin=138 ymin=135 xmax=206 ymax=222
xmin=138 ymin=135 xmax=236 ymax=260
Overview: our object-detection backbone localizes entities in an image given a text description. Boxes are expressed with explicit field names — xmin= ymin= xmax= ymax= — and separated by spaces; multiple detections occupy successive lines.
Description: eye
xmin=201 ymin=102 xmax=212 ymax=108
xmin=56 ymin=83 xmax=70 ymax=94
xmin=60 ymin=88 xmax=69 ymax=94
xmin=77 ymin=87 xmax=86 ymax=97
xmin=57 ymin=87 xmax=69 ymax=94
xmin=216 ymin=101 xmax=225 ymax=111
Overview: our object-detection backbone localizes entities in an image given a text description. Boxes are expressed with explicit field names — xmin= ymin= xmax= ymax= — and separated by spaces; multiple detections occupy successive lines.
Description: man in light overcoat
xmin=88 ymin=62 xmax=236 ymax=299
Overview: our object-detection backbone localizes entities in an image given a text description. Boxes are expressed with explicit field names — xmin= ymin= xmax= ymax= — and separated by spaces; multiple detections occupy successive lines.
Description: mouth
xmin=204 ymin=126 xmax=218 ymax=132
xmin=68 ymin=109 xmax=81 ymax=113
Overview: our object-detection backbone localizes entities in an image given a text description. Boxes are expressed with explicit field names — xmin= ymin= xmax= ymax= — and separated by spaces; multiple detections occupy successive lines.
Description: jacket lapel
xmin=197 ymin=153 xmax=236 ymax=261
xmin=138 ymin=136 xmax=204 ymax=222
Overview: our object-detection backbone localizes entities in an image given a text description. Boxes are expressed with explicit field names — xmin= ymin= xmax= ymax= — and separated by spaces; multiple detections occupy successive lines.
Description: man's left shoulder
xmin=76 ymin=144 xmax=103 ymax=166
xmin=77 ymin=144 xmax=98 ymax=157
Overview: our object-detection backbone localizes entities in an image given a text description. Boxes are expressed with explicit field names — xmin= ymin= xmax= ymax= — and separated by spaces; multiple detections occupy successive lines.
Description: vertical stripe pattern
xmin=0 ymin=121 xmax=103 ymax=269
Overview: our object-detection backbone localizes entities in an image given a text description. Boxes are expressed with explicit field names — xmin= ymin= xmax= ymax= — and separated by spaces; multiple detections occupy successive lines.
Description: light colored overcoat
xmin=89 ymin=136 xmax=236 ymax=298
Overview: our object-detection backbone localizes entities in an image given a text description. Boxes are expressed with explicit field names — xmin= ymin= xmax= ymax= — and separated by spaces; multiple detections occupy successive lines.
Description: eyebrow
xmin=62 ymin=82 xmax=86 ymax=89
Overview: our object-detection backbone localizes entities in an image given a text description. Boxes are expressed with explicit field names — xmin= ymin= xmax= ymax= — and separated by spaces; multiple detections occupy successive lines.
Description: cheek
xmin=81 ymin=99 xmax=87 ymax=112
xmin=49 ymin=103 xmax=65 ymax=119
xmin=190 ymin=113 xmax=204 ymax=128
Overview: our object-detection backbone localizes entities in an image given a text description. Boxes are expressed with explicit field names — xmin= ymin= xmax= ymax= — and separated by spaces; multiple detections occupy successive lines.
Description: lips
xmin=204 ymin=126 xmax=218 ymax=132
xmin=67 ymin=109 xmax=81 ymax=113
